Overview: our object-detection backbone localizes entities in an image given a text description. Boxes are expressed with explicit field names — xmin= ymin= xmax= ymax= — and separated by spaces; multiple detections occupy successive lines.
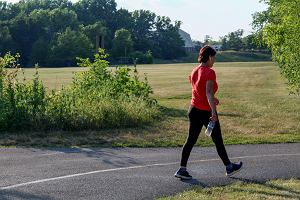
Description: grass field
xmin=154 ymin=51 xmax=271 ymax=64
xmin=157 ymin=179 xmax=300 ymax=200
xmin=1 ymin=62 xmax=299 ymax=147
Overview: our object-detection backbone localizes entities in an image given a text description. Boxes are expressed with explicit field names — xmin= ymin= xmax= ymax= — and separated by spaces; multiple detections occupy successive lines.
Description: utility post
xmin=95 ymin=35 xmax=104 ymax=52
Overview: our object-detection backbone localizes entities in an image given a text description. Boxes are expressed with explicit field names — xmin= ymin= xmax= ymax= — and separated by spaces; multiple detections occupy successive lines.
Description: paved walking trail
xmin=0 ymin=143 xmax=299 ymax=199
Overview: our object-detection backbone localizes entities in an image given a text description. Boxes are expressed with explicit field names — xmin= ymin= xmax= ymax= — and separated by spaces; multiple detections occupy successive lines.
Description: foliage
xmin=0 ymin=51 xmax=159 ymax=131
xmin=111 ymin=28 xmax=133 ymax=58
xmin=203 ymin=35 xmax=212 ymax=45
xmin=0 ymin=25 xmax=16 ymax=54
xmin=80 ymin=22 xmax=107 ymax=45
xmin=29 ymin=37 xmax=50 ymax=66
xmin=154 ymin=16 xmax=186 ymax=59
xmin=49 ymin=27 xmax=94 ymax=66
xmin=131 ymin=10 xmax=156 ymax=52
xmin=220 ymin=29 xmax=244 ymax=51
xmin=216 ymin=51 xmax=271 ymax=62
xmin=131 ymin=50 xmax=153 ymax=64
xmin=252 ymin=0 xmax=300 ymax=93
xmin=73 ymin=0 xmax=117 ymax=25
xmin=0 ymin=0 xmax=185 ymax=66
xmin=1 ymin=62 xmax=299 ymax=147
xmin=242 ymin=34 xmax=258 ymax=50
xmin=0 ymin=53 xmax=46 ymax=130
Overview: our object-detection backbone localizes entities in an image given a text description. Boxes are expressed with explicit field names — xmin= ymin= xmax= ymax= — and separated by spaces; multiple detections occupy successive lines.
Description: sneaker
xmin=226 ymin=162 xmax=243 ymax=176
xmin=174 ymin=168 xmax=193 ymax=180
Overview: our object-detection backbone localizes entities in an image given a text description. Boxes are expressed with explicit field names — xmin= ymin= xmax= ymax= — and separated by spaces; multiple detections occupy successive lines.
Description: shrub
xmin=45 ymin=49 xmax=159 ymax=130
xmin=0 ymin=50 xmax=159 ymax=131
xmin=131 ymin=50 xmax=153 ymax=64
xmin=0 ymin=53 xmax=46 ymax=130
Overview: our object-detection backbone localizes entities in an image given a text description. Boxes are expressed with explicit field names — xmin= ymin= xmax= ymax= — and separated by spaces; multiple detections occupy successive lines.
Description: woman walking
xmin=174 ymin=45 xmax=243 ymax=180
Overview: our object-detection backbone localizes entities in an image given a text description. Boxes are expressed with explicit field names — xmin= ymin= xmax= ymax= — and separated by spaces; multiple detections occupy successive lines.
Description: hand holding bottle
xmin=205 ymin=121 xmax=215 ymax=137
xmin=210 ymin=111 xmax=218 ymax=122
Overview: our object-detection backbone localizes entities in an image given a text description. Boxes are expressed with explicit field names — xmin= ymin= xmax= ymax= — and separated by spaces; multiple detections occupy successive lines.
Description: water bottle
xmin=205 ymin=121 xmax=215 ymax=136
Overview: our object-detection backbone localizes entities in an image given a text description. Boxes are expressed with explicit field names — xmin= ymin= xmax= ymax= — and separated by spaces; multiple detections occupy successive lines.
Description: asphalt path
xmin=0 ymin=143 xmax=299 ymax=200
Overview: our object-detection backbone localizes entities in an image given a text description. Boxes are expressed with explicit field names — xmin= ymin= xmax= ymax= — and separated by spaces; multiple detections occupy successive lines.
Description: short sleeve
xmin=207 ymin=69 xmax=216 ymax=81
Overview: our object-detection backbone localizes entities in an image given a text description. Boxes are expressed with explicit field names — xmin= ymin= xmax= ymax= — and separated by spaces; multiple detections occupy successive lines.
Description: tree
xmin=221 ymin=29 xmax=244 ymax=51
xmin=204 ymin=35 xmax=212 ymax=45
xmin=0 ymin=0 xmax=188 ymax=66
xmin=0 ymin=1 xmax=11 ymax=21
xmin=48 ymin=8 xmax=78 ymax=33
xmin=80 ymin=22 xmax=107 ymax=52
xmin=131 ymin=10 xmax=156 ymax=52
xmin=49 ymin=27 xmax=93 ymax=66
xmin=29 ymin=37 xmax=49 ymax=66
xmin=7 ymin=0 xmax=72 ymax=19
xmin=74 ymin=0 xmax=117 ymax=25
xmin=11 ymin=0 xmax=71 ymax=14
xmin=153 ymin=16 xmax=185 ymax=59
xmin=74 ymin=0 xmax=117 ymax=50
xmin=28 ymin=9 xmax=51 ymax=38
xmin=253 ymin=0 xmax=300 ymax=93
xmin=193 ymin=40 xmax=204 ymax=52
xmin=9 ymin=14 xmax=35 ymax=65
xmin=111 ymin=28 xmax=133 ymax=58
xmin=0 ymin=25 xmax=16 ymax=55
xmin=242 ymin=34 xmax=264 ymax=51
xmin=112 ymin=8 xmax=134 ymax=33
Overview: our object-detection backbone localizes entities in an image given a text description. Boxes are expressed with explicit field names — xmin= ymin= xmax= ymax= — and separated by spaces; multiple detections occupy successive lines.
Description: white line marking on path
xmin=1 ymin=153 xmax=299 ymax=190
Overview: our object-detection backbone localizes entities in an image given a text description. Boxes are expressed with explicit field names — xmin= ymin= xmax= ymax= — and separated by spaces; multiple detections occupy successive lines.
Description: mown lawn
xmin=1 ymin=62 xmax=299 ymax=147
xmin=157 ymin=179 xmax=300 ymax=200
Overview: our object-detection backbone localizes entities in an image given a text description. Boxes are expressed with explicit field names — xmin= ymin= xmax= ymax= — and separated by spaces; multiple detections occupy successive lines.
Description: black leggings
xmin=180 ymin=106 xmax=231 ymax=167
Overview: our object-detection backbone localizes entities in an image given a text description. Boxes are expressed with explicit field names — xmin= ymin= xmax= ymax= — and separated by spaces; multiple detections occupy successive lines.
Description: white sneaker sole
xmin=226 ymin=165 xmax=243 ymax=177
xmin=174 ymin=174 xmax=193 ymax=180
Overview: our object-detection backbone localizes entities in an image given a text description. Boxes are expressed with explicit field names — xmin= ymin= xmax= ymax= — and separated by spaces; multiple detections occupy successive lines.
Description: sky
xmin=5 ymin=0 xmax=268 ymax=41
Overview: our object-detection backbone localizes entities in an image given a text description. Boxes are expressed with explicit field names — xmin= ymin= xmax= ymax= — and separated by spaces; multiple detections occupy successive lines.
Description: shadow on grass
xmin=158 ymin=106 xmax=187 ymax=118
xmin=158 ymin=106 xmax=244 ymax=119
xmin=180 ymin=178 xmax=208 ymax=187
xmin=218 ymin=112 xmax=243 ymax=118
xmin=230 ymin=177 xmax=300 ymax=199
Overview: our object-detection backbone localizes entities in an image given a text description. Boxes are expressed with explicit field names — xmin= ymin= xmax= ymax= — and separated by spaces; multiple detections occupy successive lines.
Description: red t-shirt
xmin=189 ymin=66 xmax=218 ymax=111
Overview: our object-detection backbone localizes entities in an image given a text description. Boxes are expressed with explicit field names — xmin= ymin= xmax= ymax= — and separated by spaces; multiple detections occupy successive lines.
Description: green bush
xmin=131 ymin=50 xmax=153 ymax=64
xmin=0 ymin=53 xmax=46 ymax=130
xmin=0 ymin=50 xmax=159 ymax=131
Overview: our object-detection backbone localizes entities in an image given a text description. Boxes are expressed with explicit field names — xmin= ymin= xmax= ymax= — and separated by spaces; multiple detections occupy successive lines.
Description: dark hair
xmin=198 ymin=45 xmax=217 ymax=63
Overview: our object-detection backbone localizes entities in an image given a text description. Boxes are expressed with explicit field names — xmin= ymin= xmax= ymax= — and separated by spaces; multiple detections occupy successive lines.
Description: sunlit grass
xmin=157 ymin=179 xmax=300 ymax=200
xmin=4 ymin=61 xmax=299 ymax=147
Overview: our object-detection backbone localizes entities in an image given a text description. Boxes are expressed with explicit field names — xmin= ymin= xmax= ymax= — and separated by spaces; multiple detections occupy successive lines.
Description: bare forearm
xmin=207 ymin=94 xmax=216 ymax=115
xmin=206 ymin=80 xmax=217 ymax=120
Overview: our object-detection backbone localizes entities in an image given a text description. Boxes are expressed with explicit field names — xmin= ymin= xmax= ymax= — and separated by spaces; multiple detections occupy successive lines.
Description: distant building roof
xmin=178 ymin=29 xmax=195 ymax=48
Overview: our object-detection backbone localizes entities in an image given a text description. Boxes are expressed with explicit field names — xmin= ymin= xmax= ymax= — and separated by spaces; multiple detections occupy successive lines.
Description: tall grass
xmin=0 ymin=53 xmax=46 ymax=130
xmin=0 ymin=50 xmax=159 ymax=131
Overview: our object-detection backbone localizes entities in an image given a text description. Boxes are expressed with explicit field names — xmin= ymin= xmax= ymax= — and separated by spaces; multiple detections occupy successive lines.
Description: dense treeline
xmin=0 ymin=0 xmax=186 ymax=66
xmin=196 ymin=29 xmax=268 ymax=52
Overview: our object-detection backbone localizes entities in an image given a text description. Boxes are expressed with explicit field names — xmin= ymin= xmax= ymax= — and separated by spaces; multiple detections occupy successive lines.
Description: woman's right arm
xmin=206 ymin=80 xmax=217 ymax=122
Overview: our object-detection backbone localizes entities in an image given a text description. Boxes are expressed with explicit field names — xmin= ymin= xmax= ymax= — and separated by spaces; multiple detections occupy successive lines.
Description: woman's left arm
xmin=206 ymin=80 xmax=218 ymax=122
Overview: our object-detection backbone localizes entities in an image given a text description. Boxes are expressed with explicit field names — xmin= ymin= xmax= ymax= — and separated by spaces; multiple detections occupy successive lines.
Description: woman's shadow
xmin=178 ymin=178 xmax=208 ymax=187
